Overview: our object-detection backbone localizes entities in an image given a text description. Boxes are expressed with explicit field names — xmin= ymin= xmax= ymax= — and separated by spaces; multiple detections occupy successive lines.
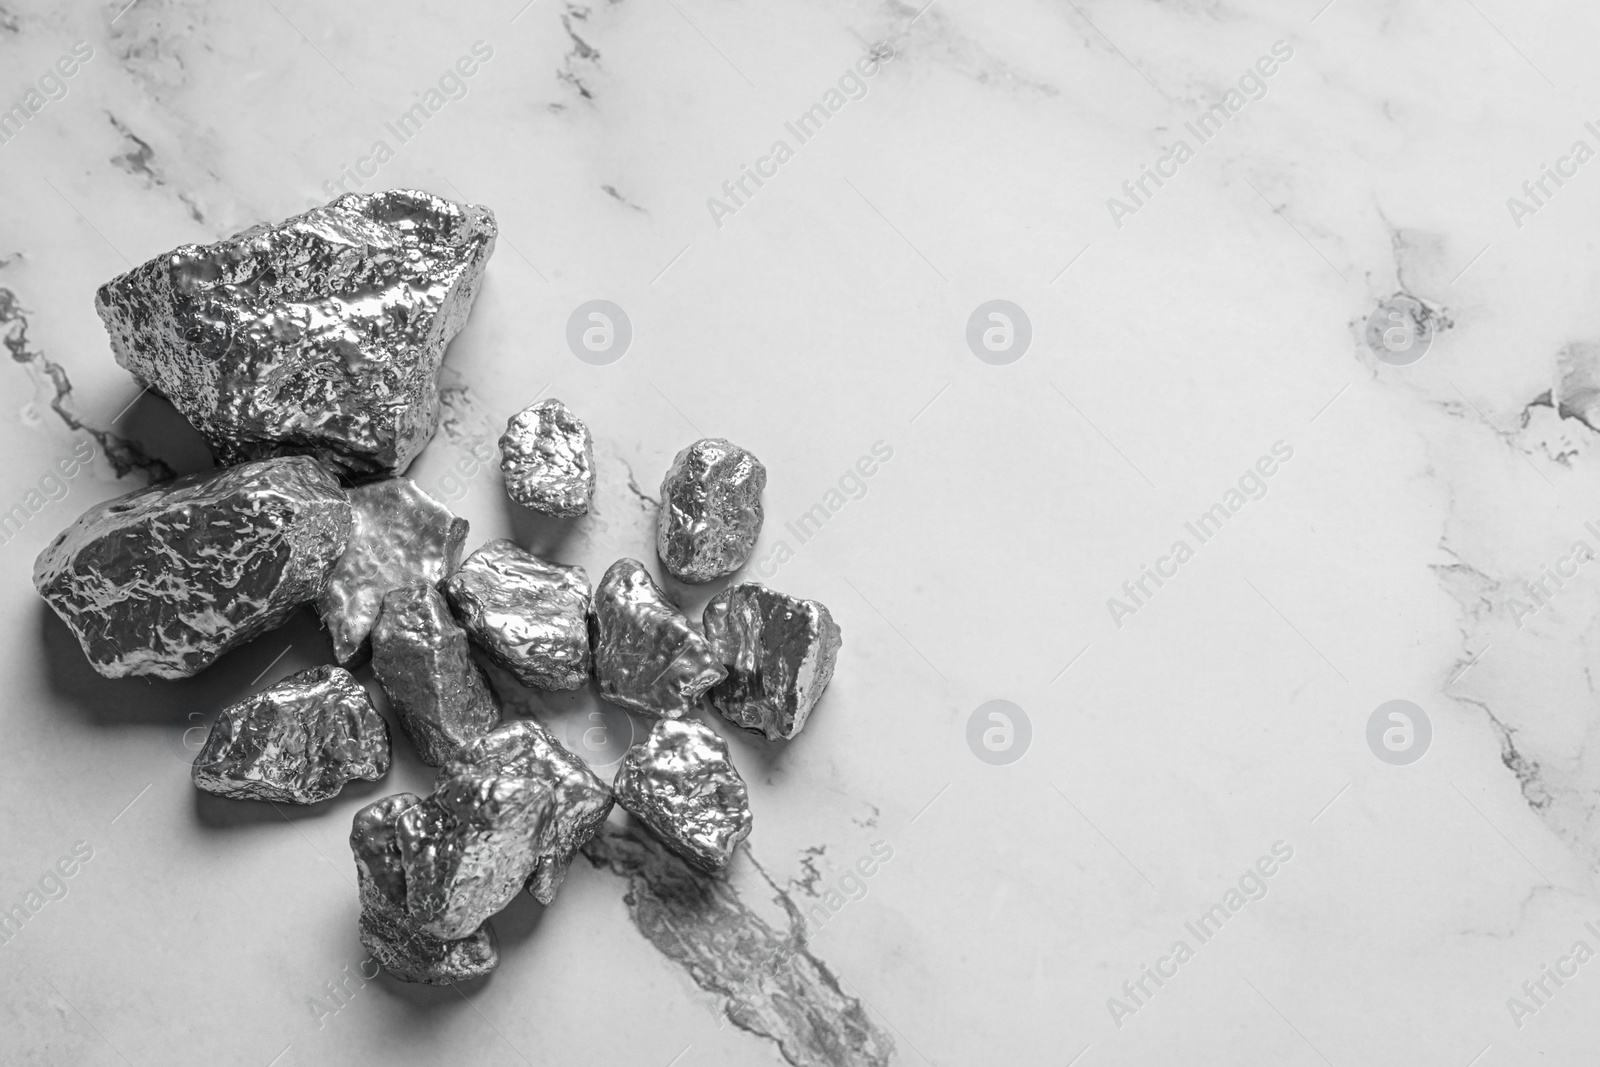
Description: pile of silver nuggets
xmin=31 ymin=190 xmax=843 ymax=984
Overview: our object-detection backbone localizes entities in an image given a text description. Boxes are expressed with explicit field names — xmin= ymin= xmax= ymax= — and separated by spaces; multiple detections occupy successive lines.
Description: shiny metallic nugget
xmin=94 ymin=189 xmax=497 ymax=478
xmin=396 ymin=762 xmax=553 ymax=940
xmin=351 ymin=793 xmax=499 ymax=984
xmin=592 ymin=558 xmax=725 ymax=718
xmin=444 ymin=539 xmax=591 ymax=691
xmin=657 ymin=438 xmax=766 ymax=583
xmin=445 ymin=719 xmax=613 ymax=905
xmin=371 ymin=583 xmax=501 ymax=767
xmin=612 ymin=717 xmax=752 ymax=873
xmin=317 ymin=478 xmax=469 ymax=665
xmin=34 ymin=456 xmax=350 ymax=679
xmin=193 ymin=665 xmax=390 ymax=804
xmin=703 ymin=582 xmax=842 ymax=741
xmin=499 ymin=398 xmax=594 ymax=517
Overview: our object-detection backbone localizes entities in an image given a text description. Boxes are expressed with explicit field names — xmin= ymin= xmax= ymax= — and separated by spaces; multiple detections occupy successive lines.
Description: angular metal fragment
xmin=444 ymin=539 xmax=591 ymax=691
xmin=445 ymin=719 xmax=613 ymax=904
xmin=592 ymin=558 xmax=725 ymax=718
xmin=657 ymin=438 xmax=766 ymax=583
xmin=612 ymin=718 xmax=752 ymax=873
xmin=192 ymin=665 xmax=390 ymax=804
xmin=396 ymin=760 xmax=553 ymax=940
xmin=351 ymin=793 xmax=499 ymax=984
xmin=317 ymin=478 xmax=468 ymax=665
xmin=94 ymin=189 xmax=497 ymax=478
xmin=499 ymin=398 xmax=594 ymax=517
xmin=371 ymin=583 xmax=500 ymax=766
xmin=34 ymin=456 xmax=351 ymax=679
xmin=703 ymin=583 xmax=842 ymax=742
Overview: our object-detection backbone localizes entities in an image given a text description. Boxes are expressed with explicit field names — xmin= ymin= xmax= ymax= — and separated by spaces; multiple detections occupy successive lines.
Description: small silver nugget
xmin=499 ymin=398 xmax=595 ymax=517
xmin=592 ymin=558 xmax=724 ymax=718
xmin=703 ymin=582 xmax=841 ymax=741
xmin=657 ymin=438 xmax=766 ymax=583
xmin=193 ymin=666 xmax=390 ymax=804
xmin=612 ymin=718 xmax=752 ymax=873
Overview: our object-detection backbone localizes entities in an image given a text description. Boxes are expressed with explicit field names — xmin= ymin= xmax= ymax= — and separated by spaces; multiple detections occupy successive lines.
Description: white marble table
xmin=3 ymin=0 xmax=1600 ymax=1063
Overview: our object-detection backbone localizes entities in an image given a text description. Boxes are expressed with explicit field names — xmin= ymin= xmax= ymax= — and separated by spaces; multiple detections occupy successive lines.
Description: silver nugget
xmin=703 ymin=583 xmax=842 ymax=741
xmin=396 ymin=762 xmax=553 ymax=940
xmin=657 ymin=438 xmax=766 ymax=583
xmin=35 ymin=456 xmax=350 ymax=679
xmin=612 ymin=718 xmax=752 ymax=873
xmin=371 ymin=583 xmax=501 ymax=766
xmin=94 ymin=189 xmax=497 ymax=478
xmin=444 ymin=539 xmax=591 ymax=691
xmin=499 ymin=398 xmax=594 ymax=517
xmin=193 ymin=666 xmax=390 ymax=804
xmin=317 ymin=478 xmax=469 ymax=665
xmin=592 ymin=558 xmax=725 ymax=718
xmin=445 ymin=719 xmax=613 ymax=904
xmin=351 ymin=793 xmax=499 ymax=984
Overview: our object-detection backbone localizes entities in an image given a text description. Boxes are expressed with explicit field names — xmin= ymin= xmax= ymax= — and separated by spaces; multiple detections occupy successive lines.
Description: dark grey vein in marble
xmin=582 ymin=823 xmax=893 ymax=1067
xmin=0 ymin=282 xmax=172 ymax=481
xmin=555 ymin=3 xmax=602 ymax=106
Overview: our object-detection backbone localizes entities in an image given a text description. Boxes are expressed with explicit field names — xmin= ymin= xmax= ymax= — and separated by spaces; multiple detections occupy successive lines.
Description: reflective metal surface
xmin=592 ymin=557 xmax=724 ymax=718
xmin=317 ymin=477 xmax=469 ymax=665
xmin=371 ymin=582 xmax=501 ymax=766
xmin=657 ymin=438 xmax=765 ymax=583
xmin=612 ymin=717 xmax=752 ymax=873
xmin=192 ymin=665 xmax=390 ymax=804
xmin=703 ymin=582 xmax=841 ymax=741
xmin=34 ymin=456 xmax=350 ymax=679
xmin=445 ymin=719 xmax=613 ymax=904
xmin=443 ymin=539 xmax=591 ymax=691
xmin=94 ymin=189 xmax=497 ymax=477
xmin=499 ymin=398 xmax=594 ymax=517
xmin=396 ymin=759 xmax=552 ymax=940
xmin=351 ymin=793 xmax=500 ymax=984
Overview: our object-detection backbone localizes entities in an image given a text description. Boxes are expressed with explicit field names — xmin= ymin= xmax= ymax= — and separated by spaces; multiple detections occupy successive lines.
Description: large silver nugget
xmin=499 ymin=398 xmax=594 ymax=517
xmin=94 ymin=189 xmax=497 ymax=478
xmin=34 ymin=456 xmax=351 ymax=679
xmin=351 ymin=793 xmax=499 ymax=984
xmin=397 ymin=762 xmax=553 ymax=940
xmin=371 ymin=583 xmax=500 ymax=766
xmin=444 ymin=540 xmax=591 ymax=691
xmin=657 ymin=438 xmax=766 ymax=583
xmin=612 ymin=718 xmax=752 ymax=873
xmin=592 ymin=558 xmax=725 ymax=718
xmin=318 ymin=478 xmax=469 ymax=665
xmin=445 ymin=719 xmax=613 ymax=904
xmin=703 ymin=583 xmax=842 ymax=742
xmin=192 ymin=665 xmax=390 ymax=804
